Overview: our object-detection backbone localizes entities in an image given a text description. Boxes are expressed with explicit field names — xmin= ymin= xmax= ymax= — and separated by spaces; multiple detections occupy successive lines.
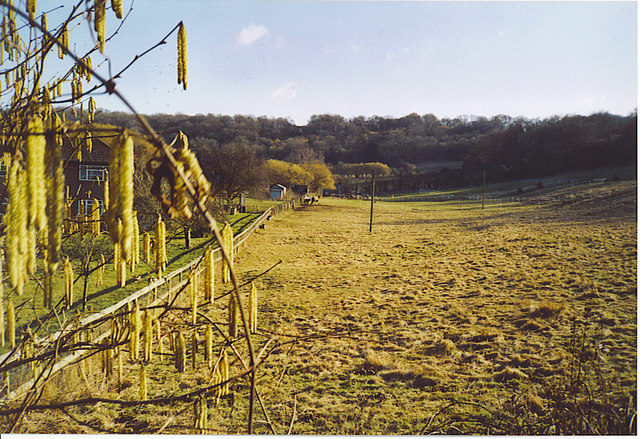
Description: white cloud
xmin=237 ymin=24 xmax=269 ymax=46
xmin=271 ymin=82 xmax=298 ymax=99
xmin=350 ymin=44 xmax=360 ymax=53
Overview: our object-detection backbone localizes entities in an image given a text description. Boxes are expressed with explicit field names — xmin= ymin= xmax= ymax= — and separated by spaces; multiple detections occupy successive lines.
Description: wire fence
xmin=377 ymin=178 xmax=613 ymax=204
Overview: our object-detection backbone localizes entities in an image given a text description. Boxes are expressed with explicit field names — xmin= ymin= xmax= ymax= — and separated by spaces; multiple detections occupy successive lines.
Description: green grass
xmin=245 ymin=197 xmax=292 ymax=212
xmin=1 ymin=212 xmax=260 ymax=351
xmin=378 ymin=165 xmax=636 ymax=201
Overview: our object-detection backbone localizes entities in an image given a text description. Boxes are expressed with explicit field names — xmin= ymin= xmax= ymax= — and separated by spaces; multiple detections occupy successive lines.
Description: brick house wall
xmin=62 ymin=138 xmax=110 ymax=215
xmin=0 ymin=137 xmax=112 ymax=217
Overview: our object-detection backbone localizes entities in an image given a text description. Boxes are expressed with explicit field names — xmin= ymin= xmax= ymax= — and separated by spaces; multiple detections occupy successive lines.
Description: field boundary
xmin=0 ymin=198 xmax=299 ymax=402
xmin=377 ymin=177 xmax=614 ymax=203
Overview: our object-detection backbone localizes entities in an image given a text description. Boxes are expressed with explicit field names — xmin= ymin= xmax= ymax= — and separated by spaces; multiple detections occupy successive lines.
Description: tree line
xmin=93 ymin=109 xmax=637 ymax=193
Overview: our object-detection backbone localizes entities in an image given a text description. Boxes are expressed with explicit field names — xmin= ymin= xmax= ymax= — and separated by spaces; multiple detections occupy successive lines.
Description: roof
xmin=270 ymin=184 xmax=287 ymax=190
xmin=62 ymin=137 xmax=111 ymax=164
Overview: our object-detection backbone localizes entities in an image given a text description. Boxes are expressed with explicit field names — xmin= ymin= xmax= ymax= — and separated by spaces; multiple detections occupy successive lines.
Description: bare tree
xmin=197 ymin=141 xmax=266 ymax=208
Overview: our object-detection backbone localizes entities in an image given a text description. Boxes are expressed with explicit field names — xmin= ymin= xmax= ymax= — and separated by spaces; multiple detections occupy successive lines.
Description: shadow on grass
xmin=82 ymin=214 xmax=257 ymax=309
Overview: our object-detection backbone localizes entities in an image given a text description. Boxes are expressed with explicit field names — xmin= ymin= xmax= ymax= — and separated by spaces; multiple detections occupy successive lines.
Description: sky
xmin=47 ymin=1 xmax=637 ymax=125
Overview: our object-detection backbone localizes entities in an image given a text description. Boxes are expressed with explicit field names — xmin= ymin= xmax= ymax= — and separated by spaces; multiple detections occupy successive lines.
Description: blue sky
xmin=49 ymin=1 xmax=637 ymax=125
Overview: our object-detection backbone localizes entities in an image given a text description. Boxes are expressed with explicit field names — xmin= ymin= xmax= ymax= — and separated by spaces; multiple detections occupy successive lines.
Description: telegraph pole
xmin=482 ymin=169 xmax=486 ymax=210
xmin=369 ymin=171 xmax=376 ymax=233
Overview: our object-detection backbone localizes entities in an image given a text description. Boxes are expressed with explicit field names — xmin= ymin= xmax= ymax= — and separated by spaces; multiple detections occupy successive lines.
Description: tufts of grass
xmin=468 ymin=329 xmax=501 ymax=343
xmin=514 ymin=318 xmax=546 ymax=332
xmin=493 ymin=366 xmax=529 ymax=382
xmin=526 ymin=301 xmax=566 ymax=320
xmin=380 ymin=368 xmax=440 ymax=389
xmin=358 ymin=349 xmax=396 ymax=373
xmin=432 ymin=338 xmax=457 ymax=355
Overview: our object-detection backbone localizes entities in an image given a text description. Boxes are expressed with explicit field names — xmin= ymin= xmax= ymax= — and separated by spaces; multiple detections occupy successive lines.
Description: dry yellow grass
xmin=7 ymin=181 xmax=636 ymax=434
xmin=230 ymin=181 xmax=636 ymax=434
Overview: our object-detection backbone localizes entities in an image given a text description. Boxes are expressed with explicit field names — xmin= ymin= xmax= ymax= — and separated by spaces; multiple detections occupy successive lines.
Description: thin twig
xmin=0 ymin=368 xmax=252 ymax=416
xmin=156 ymin=405 xmax=191 ymax=434
xmin=60 ymin=406 xmax=119 ymax=434
xmin=287 ymin=395 xmax=297 ymax=435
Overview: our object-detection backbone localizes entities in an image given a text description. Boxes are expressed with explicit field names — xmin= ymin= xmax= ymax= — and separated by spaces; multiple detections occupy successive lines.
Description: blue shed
xmin=270 ymin=184 xmax=287 ymax=200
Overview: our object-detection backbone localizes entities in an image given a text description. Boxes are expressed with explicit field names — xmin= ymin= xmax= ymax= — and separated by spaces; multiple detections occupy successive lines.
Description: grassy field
xmin=378 ymin=165 xmax=636 ymax=201
xmin=9 ymin=180 xmax=636 ymax=434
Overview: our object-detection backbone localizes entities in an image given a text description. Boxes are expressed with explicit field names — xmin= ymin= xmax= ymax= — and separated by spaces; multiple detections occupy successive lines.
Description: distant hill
xmin=89 ymin=110 xmax=636 ymax=188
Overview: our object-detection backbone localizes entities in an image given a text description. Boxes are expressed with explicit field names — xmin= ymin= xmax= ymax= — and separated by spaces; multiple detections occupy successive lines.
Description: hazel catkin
xmin=91 ymin=198 xmax=100 ymax=235
xmin=131 ymin=211 xmax=139 ymax=268
xmin=249 ymin=282 xmax=258 ymax=334
xmin=117 ymin=345 xmax=123 ymax=390
xmin=220 ymin=349 xmax=229 ymax=396
xmin=112 ymin=0 xmax=123 ymax=19
xmin=204 ymin=325 xmax=213 ymax=369
xmin=191 ymin=330 xmax=197 ymax=369
xmin=26 ymin=117 xmax=46 ymax=231
xmin=45 ymin=135 xmax=63 ymax=304
xmin=194 ymin=395 xmax=207 ymax=433
xmin=129 ymin=302 xmax=140 ymax=360
xmin=204 ymin=246 xmax=214 ymax=304
xmin=6 ymin=156 xmax=28 ymax=295
xmin=26 ymin=0 xmax=36 ymax=20
xmin=6 ymin=300 xmax=14 ymax=349
xmin=142 ymin=232 xmax=150 ymax=264
xmin=175 ymin=333 xmax=186 ymax=372
xmin=190 ymin=271 xmax=198 ymax=325
xmin=177 ymin=22 xmax=187 ymax=89
xmin=94 ymin=0 xmax=106 ymax=52
xmin=64 ymin=257 xmax=73 ymax=308
xmin=115 ymin=133 xmax=134 ymax=262
xmin=155 ymin=217 xmax=166 ymax=275
xmin=221 ymin=222 xmax=233 ymax=283
xmin=143 ymin=309 xmax=152 ymax=362
xmin=228 ymin=295 xmax=237 ymax=338
xmin=139 ymin=363 xmax=147 ymax=400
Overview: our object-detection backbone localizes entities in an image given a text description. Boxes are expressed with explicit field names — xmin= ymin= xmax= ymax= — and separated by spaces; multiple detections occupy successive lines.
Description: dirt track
xmin=233 ymin=188 xmax=636 ymax=434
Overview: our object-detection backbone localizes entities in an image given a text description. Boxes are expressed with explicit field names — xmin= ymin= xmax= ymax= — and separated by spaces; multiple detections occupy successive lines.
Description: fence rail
xmin=0 ymin=198 xmax=300 ymax=402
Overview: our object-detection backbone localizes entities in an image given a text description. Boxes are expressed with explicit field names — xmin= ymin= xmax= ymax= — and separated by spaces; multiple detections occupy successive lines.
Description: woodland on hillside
xmin=92 ymin=110 xmax=637 ymax=193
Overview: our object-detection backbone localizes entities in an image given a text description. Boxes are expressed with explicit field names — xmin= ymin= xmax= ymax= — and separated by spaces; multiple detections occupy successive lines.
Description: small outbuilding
xmin=270 ymin=184 xmax=287 ymax=200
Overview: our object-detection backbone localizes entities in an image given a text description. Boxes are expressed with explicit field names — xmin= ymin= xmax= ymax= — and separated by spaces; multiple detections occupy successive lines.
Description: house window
xmin=78 ymin=199 xmax=104 ymax=216
xmin=79 ymin=165 xmax=107 ymax=181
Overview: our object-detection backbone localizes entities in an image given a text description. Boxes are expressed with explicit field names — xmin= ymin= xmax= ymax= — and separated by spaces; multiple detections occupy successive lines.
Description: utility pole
xmin=482 ymin=169 xmax=486 ymax=210
xmin=369 ymin=171 xmax=376 ymax=233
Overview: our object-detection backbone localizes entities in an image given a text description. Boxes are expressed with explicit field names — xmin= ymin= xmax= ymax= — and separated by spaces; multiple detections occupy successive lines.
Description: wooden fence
xmin=0 ymin=198 xmax=300 ymax=402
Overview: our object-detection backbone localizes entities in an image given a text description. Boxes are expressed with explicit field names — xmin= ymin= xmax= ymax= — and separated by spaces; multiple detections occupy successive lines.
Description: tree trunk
xmin=82 ymin=275 xmax=89 ymax=311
